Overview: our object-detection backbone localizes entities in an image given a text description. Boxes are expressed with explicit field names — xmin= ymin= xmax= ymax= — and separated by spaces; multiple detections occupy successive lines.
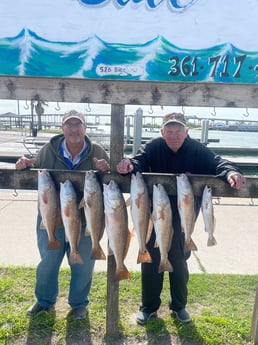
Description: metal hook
xmin=12 ymin=189 xmax=18 ymax=197
xmin=249 ymin=198 xmax=254 ymax=206
xmin=243 ymin=108 xmax=249 ymax=117
xmin=148 ymin=105 xmax=153 ymax=114
xmin=24 ymin=100 xmax=29 ymax=110
xmin=211 ymin=106 xmax=216 ymax=116
xmin=55 ymin=102 xmax=61 ymax=111
xmin=85 ymin=103 xmax=91 ymax=113
xmin=214 ymin=197 xmax=221 ymax=205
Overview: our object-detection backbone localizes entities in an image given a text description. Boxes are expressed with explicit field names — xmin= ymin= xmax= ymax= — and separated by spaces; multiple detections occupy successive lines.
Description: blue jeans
xmin=35 ymin=213 xmax=95 ymax=309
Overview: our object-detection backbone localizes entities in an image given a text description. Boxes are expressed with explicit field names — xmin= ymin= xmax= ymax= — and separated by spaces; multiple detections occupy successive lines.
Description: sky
xmin=0 ymin=100 xmax=257 ymax=123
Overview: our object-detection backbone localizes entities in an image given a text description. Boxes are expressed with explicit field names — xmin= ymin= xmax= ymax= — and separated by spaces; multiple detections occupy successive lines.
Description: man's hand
xmin=15 ymin=157 xmax=36 ymax=170
xmin=93 ymin=157 xmax=110 ymax=172
xmin=227 ymin=171 xmax=246 ymax=190
xmin=116 ymin=158 xmax=134 ymax=174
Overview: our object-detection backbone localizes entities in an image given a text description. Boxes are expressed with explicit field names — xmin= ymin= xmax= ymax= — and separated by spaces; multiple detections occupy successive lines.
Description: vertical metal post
xmin=125 ymin=116 xmax=131 ymax=144
xmin=133 ymin=107 xmax=143 ymax=155
xmin=106 ymin=103 xmax=125 ymax=338
xmin=201 ymin=119 xmax=209 ymax=145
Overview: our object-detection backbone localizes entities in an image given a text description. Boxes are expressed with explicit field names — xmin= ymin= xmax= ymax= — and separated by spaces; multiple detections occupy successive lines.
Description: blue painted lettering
xmin=78 ymin=0 xmax=198 ymax=11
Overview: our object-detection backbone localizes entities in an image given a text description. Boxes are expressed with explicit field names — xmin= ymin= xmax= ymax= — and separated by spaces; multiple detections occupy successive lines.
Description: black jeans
xmin=140 ymin=226 xmax=190 ymax=314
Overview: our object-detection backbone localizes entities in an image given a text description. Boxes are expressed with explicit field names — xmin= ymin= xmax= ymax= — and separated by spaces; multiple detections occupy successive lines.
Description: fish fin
xmin=135 ymin=196 xmax=141 ymax=209
xmin=98 ymin=223 xmax=105 ymax=241
xmin=63 ymin=206 xmax=70 ymax=218
xmin=123 ymin=230 xmax=131 ymax=259
xmin=107 ymin=245 xmax=114 ymax=256
xmin=70 ymin=251 xmax=83 ymax=265
xmin=207 ymin=236 xmax=217 ymax=247
xmin=116 ymin=265 xmax=131 ymax=281
xmin=91 ymin=245 xmax=106 ymax=260
xmin=78 ymin=198 xmax=84 ymax=209
xmin=47 ymin=239 xmax=61 ymax=250
xmin=154 ymin=240 xmax=159 ymax=248
xmin=137 ymin=250 xmax=152 ymax=264
xmin=42 ymin=193 xmax=48 ymax=205
xmin=158 ymin=259 xmax=173 ymax=273
xmin=86 ymin=196 xmax=93 ymax=208
xmin=130 ymin=228 xmax=137 ymax=237
xmin=125 ymin=196 xmax=131 ymax=207
xmin=40 ymin=221 xmax=45 ymax=230
xmin=85 ymin=227 xmax=91 ymax=236
xmin=183 ymin=194 xmax=192 ymax=206
xmin=146 ymin=218 xmax=153 ymax=244
xmin=184 ymin=238 xmax=198 ymax=252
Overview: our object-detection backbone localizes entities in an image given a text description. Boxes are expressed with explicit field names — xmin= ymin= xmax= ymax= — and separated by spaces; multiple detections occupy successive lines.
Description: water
xmin=189 ymin=129 xmax=258 ymax=148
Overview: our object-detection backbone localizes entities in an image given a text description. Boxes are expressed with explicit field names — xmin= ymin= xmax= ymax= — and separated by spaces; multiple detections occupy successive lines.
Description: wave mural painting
xmin=0 ymin=0 xmax=258 ymax=83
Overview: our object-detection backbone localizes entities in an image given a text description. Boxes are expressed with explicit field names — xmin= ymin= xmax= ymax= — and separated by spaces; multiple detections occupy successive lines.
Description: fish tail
xmin=85 ymin=227 xmax=91 ymax=236
xmin=137 ymin=250 xmax=152 ymax=264
xmin=47 ymin=239 xmax=61 ymax=250
xmin=70 ymin=251 xmax=83 ymax=265
xmin=116 ymin=265 xmax=131 ymax=281
xmin=158 ymin=259 xmax=173 ymax=273
xmin=91 ymin=245 xmax=106 ymax=260
xmin=207 ymin=236 xmax=217 ymax=247
xmin=184 ymin=238 xmax=198 ymax=252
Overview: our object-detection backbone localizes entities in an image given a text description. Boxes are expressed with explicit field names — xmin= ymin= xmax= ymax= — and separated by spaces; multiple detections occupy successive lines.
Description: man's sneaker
xmin=172 ymin=308 xmax=191 ymax=323
xmin=136 ymin=310 xmax=157 ymax=325
xmin=27 ymin=302 xmax=54 ymax=316
xmin=72 ymin=306 xmax=87 ymax=320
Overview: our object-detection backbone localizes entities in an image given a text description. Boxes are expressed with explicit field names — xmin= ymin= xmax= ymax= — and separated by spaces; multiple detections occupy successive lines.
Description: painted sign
xmin=0 ymin=0 xmax=257 ymax=83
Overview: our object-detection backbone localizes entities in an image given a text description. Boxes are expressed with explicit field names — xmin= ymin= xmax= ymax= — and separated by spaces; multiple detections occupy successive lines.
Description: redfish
xmin=60 ymin=179 xmax=83 ymax=265
xmin=38 ymin=170 xmax=61 ymax=250
xmin=79 ymin=170 xmax=106 ymax=260
xmin=152 ymin=183 xmax=174 ymax=273
xmin=103 ymin=180 xmax=130 ymax=281
xmin=130 ymin=172 xmax=153 ymax=264
xmin=176 ymin=173 xmax=197 ymax=252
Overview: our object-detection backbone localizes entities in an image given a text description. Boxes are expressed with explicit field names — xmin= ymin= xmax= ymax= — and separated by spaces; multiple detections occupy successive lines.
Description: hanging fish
xmin=152 ymin=183 xmax=174 ymax=273
xmin=176 ymin=173 xmax=197 ymax=252
xmin=79 ymin=170 xmax=106 ymax=260
xmin=103 ymin=180 xmax=131 ymax=281
xmin=130 ymin=172 xmax=153 ymax=264
xmin=201 ymin=185 xmax=217 ymax=246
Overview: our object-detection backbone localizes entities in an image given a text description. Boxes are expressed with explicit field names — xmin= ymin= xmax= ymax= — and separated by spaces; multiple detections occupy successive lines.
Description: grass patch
xmin=0 ymin=266 xmax=257 ymax=344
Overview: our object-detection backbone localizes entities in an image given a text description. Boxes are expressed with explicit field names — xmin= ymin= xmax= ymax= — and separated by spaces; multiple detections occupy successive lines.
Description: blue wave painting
xmin=0 ymin=28 xmax=258 ymax=83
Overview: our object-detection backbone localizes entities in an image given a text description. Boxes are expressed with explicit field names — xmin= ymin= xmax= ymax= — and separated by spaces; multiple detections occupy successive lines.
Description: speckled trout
xmin=38 ymin=170 xmax=61 ymax=250
xmin=103 ymin=180 xmax=130 ymax=281
xmin=60 ymin=179 xmax=83 ymax=265
xmin=201 ymin=185 xmax=217 ymax=246
xmin=152 ymin=183 xmax=174 ymax=273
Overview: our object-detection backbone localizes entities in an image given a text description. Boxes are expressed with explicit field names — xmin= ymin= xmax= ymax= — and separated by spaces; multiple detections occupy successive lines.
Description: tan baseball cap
xmin=62 ymin=110 xmax=86 ymax=124
xmin=162 ymin=112 xmax=186 ymax=128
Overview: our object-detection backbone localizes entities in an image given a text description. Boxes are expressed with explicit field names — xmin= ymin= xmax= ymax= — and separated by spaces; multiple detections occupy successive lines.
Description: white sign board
xmin=0 ymin=0 xmax=257 ymax=83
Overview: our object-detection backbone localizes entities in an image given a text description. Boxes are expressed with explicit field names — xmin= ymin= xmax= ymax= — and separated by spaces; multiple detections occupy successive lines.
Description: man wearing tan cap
xmin=117 ymin=112 xmax=246 ymax=325
xmin=16 ymin=110 xmax=110 ymax=320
